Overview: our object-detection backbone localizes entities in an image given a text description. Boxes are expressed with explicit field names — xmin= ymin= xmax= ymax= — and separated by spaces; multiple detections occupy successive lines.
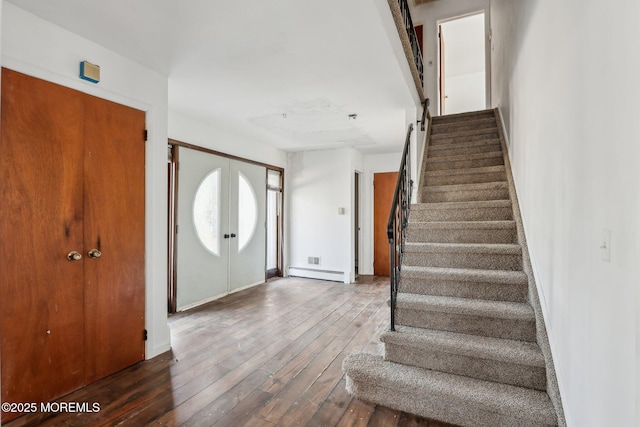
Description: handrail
xmin=397 ymin=0 xmax=424 ymax=86
xmin=386 ymin=123 xmax=414 ymax=331
xmin=417 ymin=98 xmax=430 ymax=131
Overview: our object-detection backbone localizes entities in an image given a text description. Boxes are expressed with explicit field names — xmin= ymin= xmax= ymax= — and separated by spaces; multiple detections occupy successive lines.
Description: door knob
xmin=67 ymin=251 xmax=82 ymax=261
xmin=230 ymin=233 xmax=237 ymax=238
xmin=88 ymin=249 xmax=102 ymax=259
xmin=224 ymin=234 xmax=230 ymax=239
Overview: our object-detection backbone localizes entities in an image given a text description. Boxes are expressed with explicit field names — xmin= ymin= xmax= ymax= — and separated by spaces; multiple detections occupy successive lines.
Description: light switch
xmin=600 ymin=230 xmax=611 ymax=261
xmin=338 ymin=207 xmax=346 ymax=215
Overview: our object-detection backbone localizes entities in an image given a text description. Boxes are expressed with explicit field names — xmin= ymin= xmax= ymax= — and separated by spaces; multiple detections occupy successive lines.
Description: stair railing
xmin=396 ymin=0 xmax=424 ymax=86
xmin=387 ymin=123 xmax=414 ymax=331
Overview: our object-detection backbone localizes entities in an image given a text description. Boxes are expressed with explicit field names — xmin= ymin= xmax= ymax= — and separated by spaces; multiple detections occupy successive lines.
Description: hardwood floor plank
xmin=336 ymin=397 xmax=376 ymax=427
xmin=254 ymin=297 xmax=384 ymax=424
xmin=368 ymin=405 xmax=402 ymax=426
xmin=306 ymin=378 xmax=352 ymax=427
xmin=4 ymin=276 xmax=460 ymax=427
xmin=183 ymin=368 xmax=273 ymax=426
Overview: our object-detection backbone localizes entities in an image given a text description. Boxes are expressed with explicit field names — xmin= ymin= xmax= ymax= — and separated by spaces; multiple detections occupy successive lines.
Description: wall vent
xmin=307 ymin=256 xmax=320 ymax=265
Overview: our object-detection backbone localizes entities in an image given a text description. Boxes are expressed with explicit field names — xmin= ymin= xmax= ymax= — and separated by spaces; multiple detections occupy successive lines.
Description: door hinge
xmin=144 ymin=130 xmax=148 ymax=141
xmin=143 ymin=329 xmax=148 ymax=341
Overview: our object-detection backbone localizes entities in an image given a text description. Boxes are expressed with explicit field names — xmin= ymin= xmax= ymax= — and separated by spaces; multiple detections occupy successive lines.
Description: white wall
xmin=168 ymin=110 xmax=287 ymax=169
xmin=359 ymin=152 xmax=403 ymax=275
xmin=1 ymin=3 xmax=171 ymax=358
xmin=491 ymin=0 xmax=640 ymax=425
xmin=413 ymin=0 xmax=491 ymax=115
xmin=287 ymin=148 xmax=363 ymax=283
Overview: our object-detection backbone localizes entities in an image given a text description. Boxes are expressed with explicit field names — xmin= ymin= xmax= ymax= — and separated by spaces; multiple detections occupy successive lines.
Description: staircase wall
xmin=491 ymin=1 xmax=640 ymax=425
xmin=494 ymin=111 xmax=565 ymax=426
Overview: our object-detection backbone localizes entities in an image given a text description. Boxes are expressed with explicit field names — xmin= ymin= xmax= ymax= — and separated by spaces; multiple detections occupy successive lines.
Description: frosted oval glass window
xmin=238 ymin=172 xmax=258 ymax=253
xmin=193 ymin=169 xmax=221 ymax=256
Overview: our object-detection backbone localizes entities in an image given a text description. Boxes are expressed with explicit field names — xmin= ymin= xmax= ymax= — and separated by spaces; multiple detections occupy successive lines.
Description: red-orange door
xmin=83 ymin=95 xmax=146 ymax=383
xmin=373 ymin=172 xmax=398 ymax=276
xmin=0 ymin=69 xmax=145 ymax=422
xmin=0 ymin=70 xmax=87 ymax=420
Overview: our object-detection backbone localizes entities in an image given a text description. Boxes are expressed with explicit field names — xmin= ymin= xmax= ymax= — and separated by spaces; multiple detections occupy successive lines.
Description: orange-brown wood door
xmin=373 ymin=172 xmax=398 ymax=276
xmin=83 ymin=95 xmax=146 ymax=383
xmin=0 ymin=69 xmax=86 ymax=419
xmin=0 ymin=69 xmax=145 ymax=422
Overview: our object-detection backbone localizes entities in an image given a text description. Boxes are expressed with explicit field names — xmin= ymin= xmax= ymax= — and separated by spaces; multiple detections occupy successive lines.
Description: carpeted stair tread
xmin=381 ymin=326 xmax=545 ymax=367
xmin=395 ymin=293 xmax=534 ymax=321
xmin=406 ymin=220 xmax=517 ymax=244
xmin=423 ymin=182 xmax=510 ymax=203
xmin=428 ymin=143 xmax=502 ymax=159
xmin=399 ymin=266 xmax=528 ymax=302
xmin=381 ymin=326 xmax=547 ymax=391
xmin=343 ymin=353 xmax=558 ymax=426
xmin=403 ymin=242 xmax=523 ymax=271
xmin=431 ymin=109 xmax=496 ymax=124
xmin=429 ymin=138 xmax=501 ymax=152
xmin=408 ymin=220 xmax=516 ymax=230
xmin=425 ymin=166 xmax=506 ymax=186
xmin=410 ymin=200 xmax=513 ymax=222
xmin=401 ymin=265 xmax=528 ymax=285
xmin=405 ymin=242 xmax=521 ymax=254
xmin=411 ymin=199 xmax=512 ymax=211
xmin=430 ymin=128 xmax=500 ymax=145
xmin=422 ymin=181 xmax=509 ymax=203
xmin=426 ymin=165 xmax=505 ymax=177
xmin=431 ymin=117 xmax=497 ymax=135
xmin=426 ymin=151 xmax=503 ymax=165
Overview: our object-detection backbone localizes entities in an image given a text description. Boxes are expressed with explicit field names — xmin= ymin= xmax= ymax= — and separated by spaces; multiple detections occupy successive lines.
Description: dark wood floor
xmin=5 ymin=276 xmax=455 ymax=427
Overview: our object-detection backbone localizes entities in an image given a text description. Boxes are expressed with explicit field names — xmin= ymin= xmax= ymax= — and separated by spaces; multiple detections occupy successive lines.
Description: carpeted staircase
xmin=343 ymin=109 xmax=564 ymax=426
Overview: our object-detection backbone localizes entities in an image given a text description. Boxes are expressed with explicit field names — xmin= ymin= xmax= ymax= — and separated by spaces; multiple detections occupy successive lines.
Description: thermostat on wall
xmin=80 ymin=61 xmax=100 ymax=83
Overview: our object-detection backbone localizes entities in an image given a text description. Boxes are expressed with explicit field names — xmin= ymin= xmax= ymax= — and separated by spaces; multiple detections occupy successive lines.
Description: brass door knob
xmin=88 ymin=249 xmax=102 ymax=259
xmin=67 ymin=251 xmax=82 ymax=261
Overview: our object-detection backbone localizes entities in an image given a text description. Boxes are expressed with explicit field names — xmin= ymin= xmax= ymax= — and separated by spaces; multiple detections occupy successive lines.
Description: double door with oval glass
xmin=176 ymin=147 xmax=266 ymax=310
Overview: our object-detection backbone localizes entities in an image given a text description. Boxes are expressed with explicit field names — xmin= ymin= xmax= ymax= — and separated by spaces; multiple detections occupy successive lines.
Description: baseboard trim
xmin=288 ymin=267 xmax=345 ymax=283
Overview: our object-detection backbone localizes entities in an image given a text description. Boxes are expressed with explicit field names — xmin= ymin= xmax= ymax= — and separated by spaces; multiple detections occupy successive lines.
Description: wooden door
xmin=373 ymin=172 xmax=398 ymax=276
xmin=0 ymin=69 xmax=146 ymax=421
xmin=83 ymin=96 xmax=146 ymax=383
xmin=415 ymin=24 xmax=424 ymax=58
xmin=0 ymin=69 xmax=86 ymax=417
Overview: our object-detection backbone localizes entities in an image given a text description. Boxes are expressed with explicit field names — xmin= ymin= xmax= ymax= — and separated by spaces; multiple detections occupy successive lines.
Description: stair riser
xmin=429 ymin=143 xmax=502 ymax=158
xmin=395 ymin=310 xmax=536 ymax=342
xmin=345 ymin=378 xmax=555 ymax=427
xmin=432 ymin=111 xmax=495 ymax=125
xmin=399 ymin=278 xmax=527 ymax=302
xmin=384 ymin=344 xmax=547 ymax=391
xmin=423 ymin=187 xmax=510 ymax=203
xmin=403 ymin=251 xmax=522 ymax=271
xmin=407 ymin=227 xmax=517 ymax=244
xmin=426 ymin=157 xmax=504 ymax=171
xmin=426 ymin=171 xmax=507 ymax=186
xmin=431 ymin=131 xmax=500 ymax=145
xmin=410 ymin=207 xmax=513 ymax=222
xmin=431 ymin=120 xmax=497 ymax=135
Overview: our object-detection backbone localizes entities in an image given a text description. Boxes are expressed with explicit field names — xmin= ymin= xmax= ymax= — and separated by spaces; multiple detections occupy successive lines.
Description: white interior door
xmin=176 ymin=147 xmax=266 ymax=310
xmin=229 ymin=160 xmax=266 ymax=291
xmin=176 ymin=147 xmax=230 ymax=309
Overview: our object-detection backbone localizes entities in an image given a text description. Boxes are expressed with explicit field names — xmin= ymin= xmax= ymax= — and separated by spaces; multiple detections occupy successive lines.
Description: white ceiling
xmin=6 ymin=0 xmax=418 ymax=154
